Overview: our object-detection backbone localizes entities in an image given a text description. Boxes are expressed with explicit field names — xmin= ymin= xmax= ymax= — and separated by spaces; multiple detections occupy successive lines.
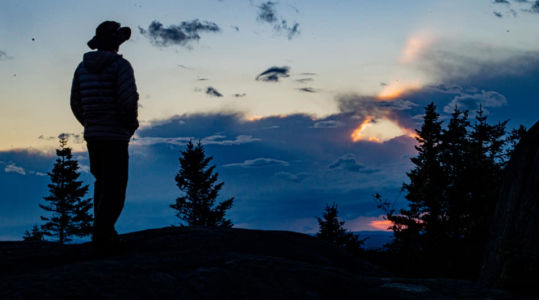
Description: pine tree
xmin=316 ymin=203 xmax=366 ymax=252
xmin=39 ymin=134 xmax=93 ymax=244
xmin=463 ymin=106 xmax=507 ymax=256
xmin=171 ymin=140 xmax=233 ymax=227
xmin=442 ymin=106 xmax=470 ymax=239
xmin=381 ymin=103 xmax=518 ymax=276
xmin=394 ymin=102 xmax=445 ymax=249
xmin=23 ymin=225 xmax=44 ymax=241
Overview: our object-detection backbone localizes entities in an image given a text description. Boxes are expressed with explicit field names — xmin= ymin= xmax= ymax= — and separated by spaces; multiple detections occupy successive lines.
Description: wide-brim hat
xmin=87 ymin=21 xmax=131 ymax=50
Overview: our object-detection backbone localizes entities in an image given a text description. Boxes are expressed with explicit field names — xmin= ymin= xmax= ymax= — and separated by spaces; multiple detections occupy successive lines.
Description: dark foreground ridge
xmin=0 ymin=227 xmax=523 ymax=299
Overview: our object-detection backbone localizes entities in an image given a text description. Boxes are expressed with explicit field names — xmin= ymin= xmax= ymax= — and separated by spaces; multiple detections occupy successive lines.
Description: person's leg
xmin=87 ymin=141 xmax=105 ymax=242
xmin=95 ymin=140 xmax=129 ymax=243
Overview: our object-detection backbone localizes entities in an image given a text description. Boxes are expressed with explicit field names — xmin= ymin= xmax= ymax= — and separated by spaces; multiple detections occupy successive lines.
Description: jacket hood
xmin=82 ymin=51 xmax=121 ymax=73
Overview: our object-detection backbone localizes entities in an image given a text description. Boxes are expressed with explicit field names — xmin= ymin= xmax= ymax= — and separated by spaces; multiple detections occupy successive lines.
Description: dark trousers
xmin=87 ymin=141 xmax=129 ymax=243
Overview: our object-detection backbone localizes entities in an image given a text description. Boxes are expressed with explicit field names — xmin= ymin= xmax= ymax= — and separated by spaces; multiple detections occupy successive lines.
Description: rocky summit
xmin=0 ymin=227 xmax=520 ymax=299
xmin=481 ymin=121 xmax=539 ymax=292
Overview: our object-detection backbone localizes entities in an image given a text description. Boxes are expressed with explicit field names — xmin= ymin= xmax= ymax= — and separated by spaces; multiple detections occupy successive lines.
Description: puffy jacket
xmin=70 ymin=51 xmax=139 ymax=141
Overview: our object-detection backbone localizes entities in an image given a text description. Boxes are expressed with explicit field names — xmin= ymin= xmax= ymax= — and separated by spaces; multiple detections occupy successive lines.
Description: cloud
xmin=277 ymin=20 xmax=300 ymax=40
xmin=311 ymin=120 xmax=342 ymax=128
xmin=329 ymin=154 xmax=377 ymax=173
xmin=297 ymin=87 xmax=317 ymax=93
xmin=134 ymin=134 xmax=260 ymax=146
xmin=256 ymin=1 xmax=300 ymax=39
xmin=413 ymin=40 xmax=539 ymax=84
xmin=443 ymin=90 xmax=507 ymax=113
xmin=58 ymin=133 xmax=84 ymax=144
xmin=275 ymin=171 xmax=310 ymax=183
xmin=256 ymin=66 xmax=290 ymax=82
xmin=257 ymin=1 xmax=278 ymax=23
xmin=531 ymin=0 xmax=539 ymax=12
xmin=295 ymin=78 xmax=313 ymax=83
xmin=0 ymin=50 xmax=11 ymax=61
xmin=206 ymin=86 xmax=223 ymax=97
xmin=139 ymin=20 xmax=220 ymax=47
xmin=224 ymin=157 xmax=289 ymax=168
xmin=4 ymin=163 xmax=26 ymax=175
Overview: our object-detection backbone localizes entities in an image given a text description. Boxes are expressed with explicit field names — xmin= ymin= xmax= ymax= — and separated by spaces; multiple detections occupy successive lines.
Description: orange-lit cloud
xmin=244 ymin=114 xmax=291 ymax=122
xmin=347 ymin=215 xmax=394 ymax=232
xmin=369 ymin=219 xmax=394 ymax=231
xmin=377 ymin=80 xmax=422 ymax=100
xmin=400 ymin=32 xmax=435 ymax=64
xmin=351 ymin=117 xmax=416 ymax=143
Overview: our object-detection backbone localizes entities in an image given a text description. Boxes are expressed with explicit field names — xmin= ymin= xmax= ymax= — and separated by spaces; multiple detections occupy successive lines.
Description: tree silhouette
xmin=378 ymin=103 xmax=525 ymax=277
xmin=171 ymin=140 xmax=233 ymax=227
xmin=39 ymin=134 xmax=93 ymax=244
xmin=316 ymin=203 xmax=366 ymax=252
xmin=22 ymin=225 xmax=44 ymax=241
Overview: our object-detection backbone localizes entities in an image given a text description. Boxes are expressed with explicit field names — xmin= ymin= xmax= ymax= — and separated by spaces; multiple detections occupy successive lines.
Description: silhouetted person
xmin=70 ymin=21 xmax=138 ymax=251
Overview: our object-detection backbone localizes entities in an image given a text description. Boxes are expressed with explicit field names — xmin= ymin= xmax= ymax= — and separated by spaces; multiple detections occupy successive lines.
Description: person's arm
xmin=70 ymin=69 xmax=85 ymax=126
xmin=117 ymin=59 xmax=139 ymax=136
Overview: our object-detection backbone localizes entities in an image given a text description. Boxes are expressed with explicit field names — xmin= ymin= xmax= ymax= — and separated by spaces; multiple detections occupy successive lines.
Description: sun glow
xmin=351 ymin=117 xmax=417 ymax=143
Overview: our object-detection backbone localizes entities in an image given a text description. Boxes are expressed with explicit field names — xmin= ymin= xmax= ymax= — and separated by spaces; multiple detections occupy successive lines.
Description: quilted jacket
xmin=70 ymin=51 xmax=139 ymax=141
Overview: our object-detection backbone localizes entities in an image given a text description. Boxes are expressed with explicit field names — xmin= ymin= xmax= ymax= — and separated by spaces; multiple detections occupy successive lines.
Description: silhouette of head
xmin=87 ymin=21 xmax=131 ymax=52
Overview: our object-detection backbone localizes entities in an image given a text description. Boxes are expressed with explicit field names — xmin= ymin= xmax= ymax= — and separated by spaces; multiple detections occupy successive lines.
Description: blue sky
xmin=1 ymin=0 xmax=539 ymax=240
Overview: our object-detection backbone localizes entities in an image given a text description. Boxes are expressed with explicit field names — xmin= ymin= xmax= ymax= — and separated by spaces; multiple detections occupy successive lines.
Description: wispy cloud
xmin=139 ymin=20 xmax=220 ymax=47
xmin=275 ymin=171 xmax=310 ymax=183
xmin=206 ymin=86 xmax=223 ymax=97
xmin=257 ymin=1 xmax=278 ymax=23
xmin=311 ymin=120 xmax=342 ymax=129
xmin=0 ymin=50 xmax=11 ymax=61
xmin=256 ymin=1 xmax=300 ymax=39
xmin=256 ymin=66 xmax=290 ymax=82
xmin=329 ymin=154 xmax=377 ymax=173
xmin=296 ymin=78 xmax=314 ymax=84
xmin=531 ymin=0 xmax=539 ymax=12
xmin=297 ymin=87 xmax=317 ymax=93
xmin=4 ymin=162 xmax=26 ymax=175
xmin=224 ymin=157 xmax=289 ymax=168
xmin=133 ymin=134 xmax=260 ymax=146
xmin=443 ymin=90 xmax=507 ymax=113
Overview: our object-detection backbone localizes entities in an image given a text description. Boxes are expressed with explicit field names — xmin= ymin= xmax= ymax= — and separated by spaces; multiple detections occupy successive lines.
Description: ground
xmin=0 ymin=227 xmax=528 ymax=299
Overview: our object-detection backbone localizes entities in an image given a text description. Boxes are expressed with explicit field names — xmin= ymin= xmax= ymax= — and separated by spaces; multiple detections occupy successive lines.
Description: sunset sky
xmin=1 ymin=0 xmax=539 ymax=240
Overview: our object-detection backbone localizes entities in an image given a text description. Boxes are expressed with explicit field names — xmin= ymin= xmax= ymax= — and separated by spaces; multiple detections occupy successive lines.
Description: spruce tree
xmin=442 ymin=106 xmax=470 ymax=239
xmin=39 ymin=134 xmax=93 ymax=244
xmin=382 ymin=103 xmax=519 ymax=276
xmin=316 ymin=203 xmax=366 ymax=252
xmin=171 ymin=140 xmax=233 ymax=227
xmin=463 ymin=107 xmax=507 ymax=260
xmin=393 ymin=102 xmax=445 ymax=250
xmin=23 ymin=225 xmax=44 ymax=241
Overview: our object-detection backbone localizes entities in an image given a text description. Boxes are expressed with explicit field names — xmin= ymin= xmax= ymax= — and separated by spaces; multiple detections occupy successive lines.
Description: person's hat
xmin=87 ymin=21 xmax=131 ymax=50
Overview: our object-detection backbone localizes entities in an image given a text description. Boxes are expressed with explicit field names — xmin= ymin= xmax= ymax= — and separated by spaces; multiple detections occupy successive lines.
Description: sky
xmin=1 ymin=0 xmax=539 ymax=240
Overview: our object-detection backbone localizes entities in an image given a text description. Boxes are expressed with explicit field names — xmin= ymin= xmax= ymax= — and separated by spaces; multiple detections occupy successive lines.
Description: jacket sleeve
xmin=70 ymin=68 xmax=84 ymax=126
xmin=116 ymin=59 xmax=139 ymax=136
